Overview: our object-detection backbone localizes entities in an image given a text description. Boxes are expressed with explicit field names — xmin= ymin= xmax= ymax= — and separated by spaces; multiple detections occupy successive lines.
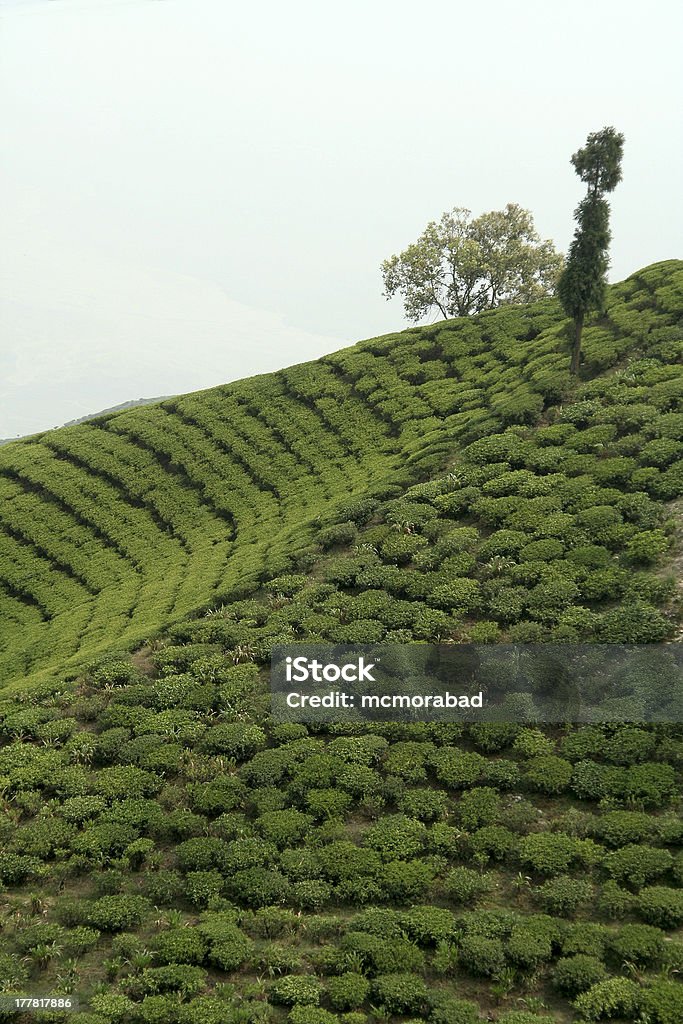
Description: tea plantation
xmin=0 ymin=260 xmax=682 ymax=1023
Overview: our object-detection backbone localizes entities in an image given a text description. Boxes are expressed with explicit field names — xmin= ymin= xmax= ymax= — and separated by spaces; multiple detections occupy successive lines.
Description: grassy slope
xmin=0 ymin=261 xmax=682 ymax=1023
xmin=1 ymin=260 xmax=682 ymax=690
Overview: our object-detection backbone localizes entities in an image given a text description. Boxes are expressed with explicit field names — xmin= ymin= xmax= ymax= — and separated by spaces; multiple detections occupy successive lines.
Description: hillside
xmin=0 ymin=400 xmax=171 ymax=450
xmin=0 ymin=260 xmax=682 ymax=1023
xmin=1 ymin=260 xmax=682 ymax=690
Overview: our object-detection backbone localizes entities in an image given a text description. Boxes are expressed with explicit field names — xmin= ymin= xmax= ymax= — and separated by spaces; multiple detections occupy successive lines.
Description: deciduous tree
xmin=382 ymin=203 xmax=562 ymax=321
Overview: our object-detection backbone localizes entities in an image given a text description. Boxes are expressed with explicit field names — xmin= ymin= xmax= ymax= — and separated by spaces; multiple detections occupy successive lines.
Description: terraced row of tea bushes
xmin=0 ymin=370 xmax=400 ymax=684
xmin=316 ymin=348 xmax=682 ymax=645
xmin=2 ymin=261 xmax=680 ymax=688
xmin=179 ymin=353 xmax=681 ymax=651
xmin=0 ymin=647 xmax=681 ymax=1022
xmin=155 ymin=266 xmax=681 ymax=656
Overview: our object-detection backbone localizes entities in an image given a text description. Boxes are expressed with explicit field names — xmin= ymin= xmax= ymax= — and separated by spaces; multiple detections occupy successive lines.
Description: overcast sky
xmin=1 ymin=0 xmax=681 ymax=438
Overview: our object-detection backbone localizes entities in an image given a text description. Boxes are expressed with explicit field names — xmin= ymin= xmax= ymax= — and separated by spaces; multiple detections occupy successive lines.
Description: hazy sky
xmin=1 ymin=0 xmax=681 ymax=437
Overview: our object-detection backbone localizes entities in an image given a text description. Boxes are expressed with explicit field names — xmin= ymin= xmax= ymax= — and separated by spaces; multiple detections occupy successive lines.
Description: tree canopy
xmin=381 ymin=203 xmax=563 ymax=322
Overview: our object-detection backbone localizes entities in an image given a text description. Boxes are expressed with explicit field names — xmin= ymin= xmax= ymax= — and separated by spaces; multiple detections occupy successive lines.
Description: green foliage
xmin=430 ymin=748 xmax=486 ymax=788
xmin=506 ymin=920 xmax=554 ymax=969
xmin=519 ymin=833 xmax=598 ymax=876
xmin=524 ymin=755 xmax=573 ymax=794
xmin=573 ymin=976 xmax=640 ymax=1021
xmin=271 ymin=976 xmax=322 ymax=1007
xmin=497 ymin=1015 xmax=555 ymax=1024
xmin=603 ymin=844 xmax=673 ymax=887
xmin=594 ymin=810 xmax=654 ymax=846
xmin=639 ymin=980 xmax=683 ymax=1024
xmin=429 ymin=996 xmax=480 ymax=1024
xmin=457 ymin=787 xmax=501 ymax=829
xmin=444 ymin=866 xmax=493 ymax=904
xmin=326 ymin=973 xmax=370 ymax=1011
xmin=381 ymin=204 xmax=562 ymax=321
xmin=536 ymin=875 xmax=593 ymax=916
xmin=86 ymin=895 xmax=150 ymax=931
xmin=559 ymin=127 xmax=624 ymax=373
xmin=609 ymin=923 xmax=664 ymax=966
xmin=0 ymin=263 xmax=681 ymax=1024
xmin=458 ymin=933 xmax=506 ymax=978
xmin=371 ymin=972 xmax=429 ymax=1014
xmin=597 ymin=881 xmax=635 ymax=920
xmin=153 ymin=927 xmax=208 ymax=966
xmin=637 ymin=887 xmax=683 ymax=928
xmin=553 ymin=955 xmax=608 ymax=995
xmin=363 ymin=815 xmax=426 ymax=860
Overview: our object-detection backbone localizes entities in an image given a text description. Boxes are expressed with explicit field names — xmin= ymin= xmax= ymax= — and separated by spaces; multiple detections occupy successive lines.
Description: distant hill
xmin=0 ymin=260 xmax=681 ymax=688
xmin=0 ymin=396 xmax=169 ymax=447
xmin=61 ymin=396 xmax=172 ymax=428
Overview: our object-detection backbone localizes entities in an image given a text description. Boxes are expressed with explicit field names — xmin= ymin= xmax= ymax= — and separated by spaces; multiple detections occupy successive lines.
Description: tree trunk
xmin=570 ymin=313 xmax=584 ymax=375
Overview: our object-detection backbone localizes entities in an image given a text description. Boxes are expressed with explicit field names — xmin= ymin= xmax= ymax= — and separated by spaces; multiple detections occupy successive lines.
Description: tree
xmin=381 ymin=203 xmax=563 ymax=321
xmin=558 ymin=127 xmax=625 ymax=374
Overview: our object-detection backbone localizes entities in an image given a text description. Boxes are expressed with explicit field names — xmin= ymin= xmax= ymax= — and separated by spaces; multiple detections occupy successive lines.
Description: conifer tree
xmin=558 ymin=127 xmax=625 ymax=374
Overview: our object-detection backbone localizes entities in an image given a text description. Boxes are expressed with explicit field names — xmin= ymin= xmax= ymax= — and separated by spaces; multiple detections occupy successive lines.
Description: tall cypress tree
xmin=558 ymin=127 xmax=625 ymax=374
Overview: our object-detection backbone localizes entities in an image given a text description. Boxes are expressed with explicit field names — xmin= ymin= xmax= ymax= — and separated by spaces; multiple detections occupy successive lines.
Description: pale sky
xmin=1 ymin=0 xmax=681 ymax=438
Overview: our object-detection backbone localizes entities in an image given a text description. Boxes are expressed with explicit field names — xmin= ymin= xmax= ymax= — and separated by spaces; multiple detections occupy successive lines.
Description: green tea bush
xmin=457 ymin=787 xmax=501 ymax=829
xmin=468 ymin=825 xmax=518 ymax=862
xmin=625 ymin=529 xmax=669 ymax=565
xmin=506 ymin=922 xmax=554 ymax=969
xmin=399 ymin=905 xmax=455 ymax=946
xmin=200 ymin=722 xmax=266 ymax=758
xmin=271 ymin=976 xmax=322 ymax=1006
xmin=524 ymin=755 xmax=573 ymax=794
xmin=609 ymin=923 xmax=664 ymax=966
xmin=559 ymin=922 xmax=608 ymax=959
xmin=429 ymin=578 xmax=481 ymax=612
xmin=289 ymin=1009 xmax=338 ymax=1024
xmin=397 ymin=787 xmax=447 ymax=821
xmin=553 ymin=955 xmax=608 ymax=995
xmin=594 ymin=810 xmax=654 ymax=846
xmin=290 ymin=880 xmax=332 ymax=910
xmin=184 ymin=870 xmax=224 ymax=907
xmin=637 ymin=886 xmax=683 ymax=928
xmin=519 ymin=833 xmax=599 ymax=876
xmin=597 ymin=880 xmax=635 ymax=920
xmin=458 ymin=934 xmax=506 ymax=978
xmin=483 ymin=759 xmax=521 ymax=790
xmin=371 ymin=973 xmax=429 ymax=1014
xmin=429 ymin=995 xmax=480 ymax=1024
xmin=430 ymin=748 xmax=486 ymax=788
xmin=206 ymin=925 xmax=254 ymax=971
xmin=326 ymin=973 xmax=370 ymax=1011
xmin=497 ymin=1014 xmax=555 ymax=1024
xmin=572 ymin=976 xmax=641 ymax=1021
xmin=86 ymin=895 xmax=150 ymax=931
xmin=603 ymin=844 xmax=673 ymax=887
xmin=256 ymin=810 xmax=314 ymax=847
xmin=176 ymin=837 xmax=232 ymax=873
xmin=132 ymin=964 xmax=208 ymax=999
xmin=444 ymin=866 xmax=493 ymax=905
xmin=154 ymin=928 xmax=208 ymax=966
xmin=382 ymin=741 xmax=435 ymax=782
xmin=380 ymin=533 xmax=428 ymax=564
xmin=379 ymin=859 xmax=434 ymax=902
xmin=639 ymin=980 xmax=683 ymax=1024
xmin=362 ymin=815 xmax=426 ymax=860
xmin=536 ymin=875 xmax=593 ymax=916
xmin=228 ymin=867 xmax=288 ymax=908
xmin=513 ymin=729 xmax=556 ymax=758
